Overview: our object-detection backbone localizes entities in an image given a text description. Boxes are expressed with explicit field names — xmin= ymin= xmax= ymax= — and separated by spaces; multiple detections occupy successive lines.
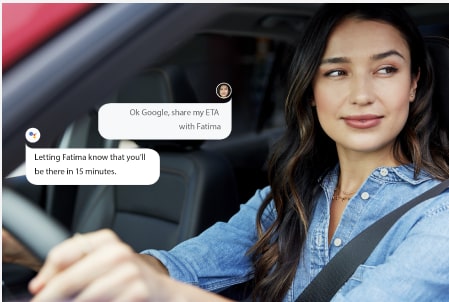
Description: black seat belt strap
xmin=296 ymin=178 xmax=449 ymax=302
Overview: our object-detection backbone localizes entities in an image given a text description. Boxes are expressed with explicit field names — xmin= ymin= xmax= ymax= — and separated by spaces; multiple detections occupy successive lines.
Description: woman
xmin=5 ymin=4 xmax=449 ymax=302
xmin=217 ymin=83 xmax=231 ymax=99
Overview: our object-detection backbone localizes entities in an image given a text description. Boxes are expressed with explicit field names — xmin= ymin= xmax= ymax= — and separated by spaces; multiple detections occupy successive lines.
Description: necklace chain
xmin=332 ymin=188 xmax=356 ymax=202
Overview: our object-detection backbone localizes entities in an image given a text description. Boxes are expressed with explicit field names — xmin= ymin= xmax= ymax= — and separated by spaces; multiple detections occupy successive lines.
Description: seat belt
xmin=296 ymin=178 xmax=449 ymax=302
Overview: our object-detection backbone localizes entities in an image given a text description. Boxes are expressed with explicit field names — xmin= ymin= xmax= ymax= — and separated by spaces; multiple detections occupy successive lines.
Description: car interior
xmin=2 ymin=3 xmax=449 ymax=301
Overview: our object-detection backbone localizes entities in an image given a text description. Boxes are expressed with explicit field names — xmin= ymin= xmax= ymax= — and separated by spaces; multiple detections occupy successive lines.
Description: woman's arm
xmin=141 ymin=187 xmax=273 ymax=290
xmin=29 ymin=229 xmax=234 ymax=302
xmin=2 ymin=229 xmax=42 ymax=271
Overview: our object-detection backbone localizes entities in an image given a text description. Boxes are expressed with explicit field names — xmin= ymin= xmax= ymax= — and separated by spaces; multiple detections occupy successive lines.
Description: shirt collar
xmin=320 ymin=164 xmax=433 ymax=190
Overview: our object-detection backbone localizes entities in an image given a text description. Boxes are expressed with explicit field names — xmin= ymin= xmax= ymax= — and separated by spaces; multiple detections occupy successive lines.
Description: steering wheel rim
xmin=2 ymin=186 xmax=71 ymax=262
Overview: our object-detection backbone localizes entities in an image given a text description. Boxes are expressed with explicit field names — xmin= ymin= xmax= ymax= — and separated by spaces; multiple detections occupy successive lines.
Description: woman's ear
xmin=410 ymin=69 xmax=420 ymax=102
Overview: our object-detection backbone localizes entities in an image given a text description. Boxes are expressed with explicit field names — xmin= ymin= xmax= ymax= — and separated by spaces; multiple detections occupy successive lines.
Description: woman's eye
xmin=377 ymin=66 xmax=398 ymax=74
xmin=325 ymin=70 xmax=346 ymax=77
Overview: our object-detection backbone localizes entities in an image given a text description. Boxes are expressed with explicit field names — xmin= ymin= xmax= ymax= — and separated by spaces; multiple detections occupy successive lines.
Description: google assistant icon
xmin=25 ymin=128 xmax=41 ymax=143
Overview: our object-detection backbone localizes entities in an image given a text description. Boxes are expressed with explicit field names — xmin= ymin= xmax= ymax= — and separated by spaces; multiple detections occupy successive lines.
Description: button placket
xmin=361 ymin=192 xmax=370 ymax=200
xmin=333 ymin=238 xmax=342 ymax=247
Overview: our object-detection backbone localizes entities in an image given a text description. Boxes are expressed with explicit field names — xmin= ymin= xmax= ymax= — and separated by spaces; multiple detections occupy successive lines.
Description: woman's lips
xmin=342 ymin=114 xmax=383 ymax=129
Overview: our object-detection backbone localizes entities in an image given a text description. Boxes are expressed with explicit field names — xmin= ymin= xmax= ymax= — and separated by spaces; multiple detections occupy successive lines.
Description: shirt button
xmin=380 ymin=168 xmax=389 ymax=177
xmin=361 ymin=192 xmax=370 ymax=200
xmin=334 ymin=238 xmax=342 ymax=247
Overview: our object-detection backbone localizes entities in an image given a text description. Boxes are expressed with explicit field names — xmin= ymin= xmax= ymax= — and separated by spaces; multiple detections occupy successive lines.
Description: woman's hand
xmin=2 ymin=229 xmax=42 ymax=271
xmin=29 ymin=229 xmax=233 ymax=302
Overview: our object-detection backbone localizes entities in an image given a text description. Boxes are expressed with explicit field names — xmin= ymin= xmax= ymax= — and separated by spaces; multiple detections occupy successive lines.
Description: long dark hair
xmin=248 ymin=4 xmax=449 ymax=301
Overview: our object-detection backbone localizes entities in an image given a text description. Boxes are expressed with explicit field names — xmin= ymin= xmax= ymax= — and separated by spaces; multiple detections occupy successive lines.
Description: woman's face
xmin=219 ymin=85 xmax=229 ymax=97
xmin=313 ymin=18 xmax=419 ymax=162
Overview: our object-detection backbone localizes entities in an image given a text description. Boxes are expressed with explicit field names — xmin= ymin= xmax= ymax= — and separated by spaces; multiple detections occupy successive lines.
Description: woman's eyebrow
xmin=321 ymin=56 xmax=350 ymax=65
xmin=321 ymin=50 xmax=405 ymax=66
xmin=370 ymin=50 xmax=405 ymax=61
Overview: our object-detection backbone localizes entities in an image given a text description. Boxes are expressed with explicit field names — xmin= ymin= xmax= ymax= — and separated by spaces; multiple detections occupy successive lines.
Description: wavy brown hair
xmin=248 ymin=4 xmax=449 ymax=301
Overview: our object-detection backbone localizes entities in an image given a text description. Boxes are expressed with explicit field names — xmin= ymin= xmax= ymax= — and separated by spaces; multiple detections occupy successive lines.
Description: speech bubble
xmin=26 ymin=146 xmax=160 ymax=185
xmin=98 ymin=100 xmax=232 ymax=140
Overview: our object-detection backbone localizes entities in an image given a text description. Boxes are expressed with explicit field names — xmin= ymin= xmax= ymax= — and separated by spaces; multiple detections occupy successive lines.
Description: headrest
xmin=117 ymin=65 xmax=197 ymax=103
xmin=425 ymin=36 xmax=449 ymax=129
xmin=117 ymin=66 xmax=202 ymax=150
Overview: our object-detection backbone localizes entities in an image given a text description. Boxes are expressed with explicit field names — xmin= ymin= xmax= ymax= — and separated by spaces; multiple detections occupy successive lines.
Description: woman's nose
xmin=350 ymin=75 xmax=374 ymax=105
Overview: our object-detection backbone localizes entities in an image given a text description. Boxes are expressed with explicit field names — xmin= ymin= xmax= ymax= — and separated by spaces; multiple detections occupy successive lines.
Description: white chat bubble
xmin=26 ymin=146 xmax=160 ymax=185
xmin=98 ymin=100 xmax=232 ymax=140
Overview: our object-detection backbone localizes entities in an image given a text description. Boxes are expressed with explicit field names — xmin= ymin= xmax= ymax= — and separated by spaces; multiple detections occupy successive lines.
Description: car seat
xmin=2 ymin=66 xmax=240 ymax=300
xmin=70 ymin=66 xmax=239 ymax=251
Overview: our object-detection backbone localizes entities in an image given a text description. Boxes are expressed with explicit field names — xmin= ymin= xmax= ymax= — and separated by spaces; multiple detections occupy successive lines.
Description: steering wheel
xmin=2 ymin=186 xmax=71 ymax=263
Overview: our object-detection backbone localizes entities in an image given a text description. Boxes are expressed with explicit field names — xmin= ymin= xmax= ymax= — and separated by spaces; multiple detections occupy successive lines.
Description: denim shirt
xmin=142 ymin=165 xmax=449 ymax=301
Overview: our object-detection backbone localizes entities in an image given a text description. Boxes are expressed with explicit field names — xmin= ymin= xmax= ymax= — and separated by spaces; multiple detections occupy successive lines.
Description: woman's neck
xmin=336 ymin=147 xmax=403 ymax=193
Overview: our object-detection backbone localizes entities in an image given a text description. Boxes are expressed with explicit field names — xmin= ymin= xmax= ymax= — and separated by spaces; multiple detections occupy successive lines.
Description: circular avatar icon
xmin=216 ymin=82 xmax=232 ymax=99
xmin=25 ymin=128 xmax=41 ymax=143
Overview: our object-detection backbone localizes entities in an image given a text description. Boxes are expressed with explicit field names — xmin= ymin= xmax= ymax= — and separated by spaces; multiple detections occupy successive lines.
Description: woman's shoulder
xmin=245 ymin=186 xmax=272 ymax=207
xmin=244 ymin=186 xmax=277 ymax=224
xmin=399 ymin=178 xmax=449 ymax=229
xmin=420 ymin=186 xmax=449 ymax=218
